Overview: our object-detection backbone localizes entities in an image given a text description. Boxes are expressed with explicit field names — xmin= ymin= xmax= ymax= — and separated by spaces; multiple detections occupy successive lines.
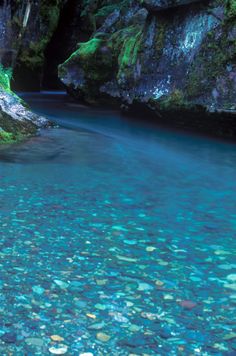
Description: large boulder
xmin=0 ymin=1 xmax=54 ymax=143
xmin=59 ymin=0 xmax=236 ymax=136
xmin=0 ymin=89 xmax=48 ymax=143
xmin=0 ymin=65 xmax=48 ymax=144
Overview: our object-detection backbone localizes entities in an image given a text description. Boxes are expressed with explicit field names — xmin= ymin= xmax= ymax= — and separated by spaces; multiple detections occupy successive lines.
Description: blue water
xmin=0 ymin=92 xmax=235 ymax=355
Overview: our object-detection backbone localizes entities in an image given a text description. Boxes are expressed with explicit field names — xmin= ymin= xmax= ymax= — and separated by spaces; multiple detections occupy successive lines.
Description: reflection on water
xmin=0 ymin=92 xmax=235 ymax=355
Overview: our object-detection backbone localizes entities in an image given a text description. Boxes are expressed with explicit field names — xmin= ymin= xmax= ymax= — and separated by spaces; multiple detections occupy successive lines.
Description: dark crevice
xmin=42 ymin=0 xmax=84 ymax=90
xmin=11 ymin=0 xmax=87 ymax=92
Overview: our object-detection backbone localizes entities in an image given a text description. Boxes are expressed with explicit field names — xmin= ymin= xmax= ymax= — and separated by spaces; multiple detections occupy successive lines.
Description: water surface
xmin=0 ymin=92 xmax=235 ymax=355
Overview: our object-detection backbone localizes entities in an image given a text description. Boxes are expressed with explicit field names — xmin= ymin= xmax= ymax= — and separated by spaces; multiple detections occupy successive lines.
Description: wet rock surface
xmin=0 ymin=89 xmax=49 ymax=143
xmin=59 ymin=0 xmax=236 ymax=134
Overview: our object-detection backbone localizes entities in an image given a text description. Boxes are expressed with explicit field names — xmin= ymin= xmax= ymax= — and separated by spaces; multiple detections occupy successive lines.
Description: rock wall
xmin=59 ymin=0 xmax=236 ymax=136
xmin=11 ymin=0 xmax=66 ymax=90
xmin=0 ymin=0 xmax=53 ymax=143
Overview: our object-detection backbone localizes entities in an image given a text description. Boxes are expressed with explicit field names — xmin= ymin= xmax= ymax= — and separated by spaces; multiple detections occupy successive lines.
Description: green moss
xmin=40 ymin=0 xmax=61 ymax=34
xmin=107 ymin=25 xmax=143 ymax=82
xmin=0 ymin=129 xmax=28 ymax=144
xmin=186 ymin=23 xmax=236 ymax=98
xmin=158 ymin=90 xmax=188 ymax=110
xmin=0 ymin=65 xmax=12 ymax=92
xmin=78 ymin=38 xmax=102 ymax=58
xmin=226 ymin=0 xmax=236 ymax=18
xmin=95 ymin=1 xmax=127 ymax=20
xmin=60 ymin=37 xmax=113 ymax=100
xmin=18 ymin=0 xmax=63 ymax=70
xmin=0 ymin=130 xmax=14 ymax=144
xmin=119 ymin=30 xmax=142 ymax=69
xmin=19 ymin=39 xmax=48 ymax=69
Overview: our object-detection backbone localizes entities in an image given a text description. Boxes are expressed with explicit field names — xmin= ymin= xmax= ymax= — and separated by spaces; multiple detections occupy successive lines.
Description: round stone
xmin=49 ymin=344 xmax=68 ymax=354
xmin=25 ymin=337 xmax=44 ymax=347
xmin=50 ymin=335 xmax=64 ymax=342
xmin=146 ymin=246 xmax=156 ymax=252
xmin=226 ymin=274 xmax=236 ymax=282
xmin=179 ymin=300 xmax=197 ymax=309
xmin=96 ymin=332 xmax=111 ymax=342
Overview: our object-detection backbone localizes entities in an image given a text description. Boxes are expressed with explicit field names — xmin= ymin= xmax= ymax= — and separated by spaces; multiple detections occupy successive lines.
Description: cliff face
xmin=59 ymin=0 xmax=236 ymax=133
xmin=0 ymin=0 xmax=54 ymax=143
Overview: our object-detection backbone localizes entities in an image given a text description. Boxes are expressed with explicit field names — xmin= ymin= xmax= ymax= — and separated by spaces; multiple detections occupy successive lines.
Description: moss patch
xmin=159 ymin=90 xmax=188 ymax=110
xmin=17 ymin=0 xmax=63 ymax=70
xmin=0 ymin=65 xmax=12 ymax=92
xmin=226 ymin=0 xmax=236 ymax=18
xmin=60 ymin=37 xmax=114 ymax=100
xmin=185 ymin=23 xmax=236 ymax=99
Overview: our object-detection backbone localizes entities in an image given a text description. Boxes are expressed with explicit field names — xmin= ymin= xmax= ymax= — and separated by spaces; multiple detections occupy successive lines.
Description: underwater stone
xmin=1 ymin=332 xmax=17 ymax=343
xmin=49 ymin=344 xmax=68 ymax=354
xmin=137 ymin=282 xmax=154 ymax=291
xmin=224 ymin=283 xmax=236 ymax=291
xmin=25 ymin=338 xmax=44 ymax=347
xmin=96 ymin=332 xmax=111 ymax=342
xmin=50 ymin=335 xmax=64 ymax=342
xmin=179 ymin=300 xmax=197 ymax=309
xmin=53 ymin=280 xmax=69 ymax=289
xmin=226 ymin=274 xmax=236 ymax=282
xmin=32 ymin=285 xmax=45 ymax=295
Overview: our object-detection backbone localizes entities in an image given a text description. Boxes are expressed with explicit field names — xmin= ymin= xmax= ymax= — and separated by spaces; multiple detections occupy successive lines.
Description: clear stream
xmin=0 ymin=92 xmax=235 ymax=355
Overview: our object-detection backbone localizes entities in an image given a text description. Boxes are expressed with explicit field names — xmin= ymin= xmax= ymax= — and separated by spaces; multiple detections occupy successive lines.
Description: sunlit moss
xmin=78 ymin=38 xmax=102 ymax=58
xmin=119 ymin=30 xmax=142 ymax=69
xmin=0 ymin=130 xmax=14 ymax=144
xmin=0 ymin=65 xmax=12 ymax=92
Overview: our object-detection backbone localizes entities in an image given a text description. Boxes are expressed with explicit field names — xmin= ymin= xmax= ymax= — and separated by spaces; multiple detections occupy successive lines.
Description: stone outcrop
xmin=59 ymin=0 xmax=236 ymax=136
xmin=0 ymin=88 xmax=49 ymax=143
xmin=0 ymin=0 xmax=53 ymax=143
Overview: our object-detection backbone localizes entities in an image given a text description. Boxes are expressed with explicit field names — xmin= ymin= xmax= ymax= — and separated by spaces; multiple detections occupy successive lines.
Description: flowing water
xmin=0 ymin=92 xmax=235 ymax=355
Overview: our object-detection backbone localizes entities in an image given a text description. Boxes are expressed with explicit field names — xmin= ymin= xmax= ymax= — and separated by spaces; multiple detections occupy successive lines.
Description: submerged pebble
xmin=49 ymin=344 xmax=68 ymax=354
xmin=96 ymin=332 xmax=111 ymax=342
xmin=50 ymin=335 xmax=64 ymax=342
xmin=25 ymin=338 xmax=44 ymax=347
xmin=53 ymin=280 xmax=69 ymax=289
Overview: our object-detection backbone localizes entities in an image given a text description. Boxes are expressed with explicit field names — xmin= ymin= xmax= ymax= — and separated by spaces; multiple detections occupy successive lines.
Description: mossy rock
xmin=0 ymin=65 xmax=12 ymax=92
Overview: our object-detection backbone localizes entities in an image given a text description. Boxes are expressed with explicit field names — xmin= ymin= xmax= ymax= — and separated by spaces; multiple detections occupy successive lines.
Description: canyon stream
xmin=0 ymin=92 xmax=235 ymax=355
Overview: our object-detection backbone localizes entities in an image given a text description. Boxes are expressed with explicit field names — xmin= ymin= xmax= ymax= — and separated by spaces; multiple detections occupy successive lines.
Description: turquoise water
xmin=0 ymin=92 xmax=236 ymax=355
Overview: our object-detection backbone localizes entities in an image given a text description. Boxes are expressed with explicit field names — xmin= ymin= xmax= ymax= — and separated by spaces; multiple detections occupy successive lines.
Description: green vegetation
xmin=19 ymin=39 xmax=48 ymax=69
xmin=0 ymin=129 xmax=28 ymax=144
xmin=107 ymin=25 xmax=143 ymax=81
xmin=159 ymin=90 xmax=188 ymax=110
xmin=60 ymin=37 xmax=113 ymax=100
xmin=227 ymin=0 xmax=236 ymax=17
xmin=186 ymin=23 xmax=236 ymax=99
xmin=0 ymin=130 xmax=15 ymax=144
xmin=0 ymin=65 xmax=12 ymax=92
xmin=77 ymin=38 xmax=102 ymax=58
xmin=118 ymin=30 xmax=142 ymax=69
xmin=18 ymin=0 xmax=63 ymax=70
